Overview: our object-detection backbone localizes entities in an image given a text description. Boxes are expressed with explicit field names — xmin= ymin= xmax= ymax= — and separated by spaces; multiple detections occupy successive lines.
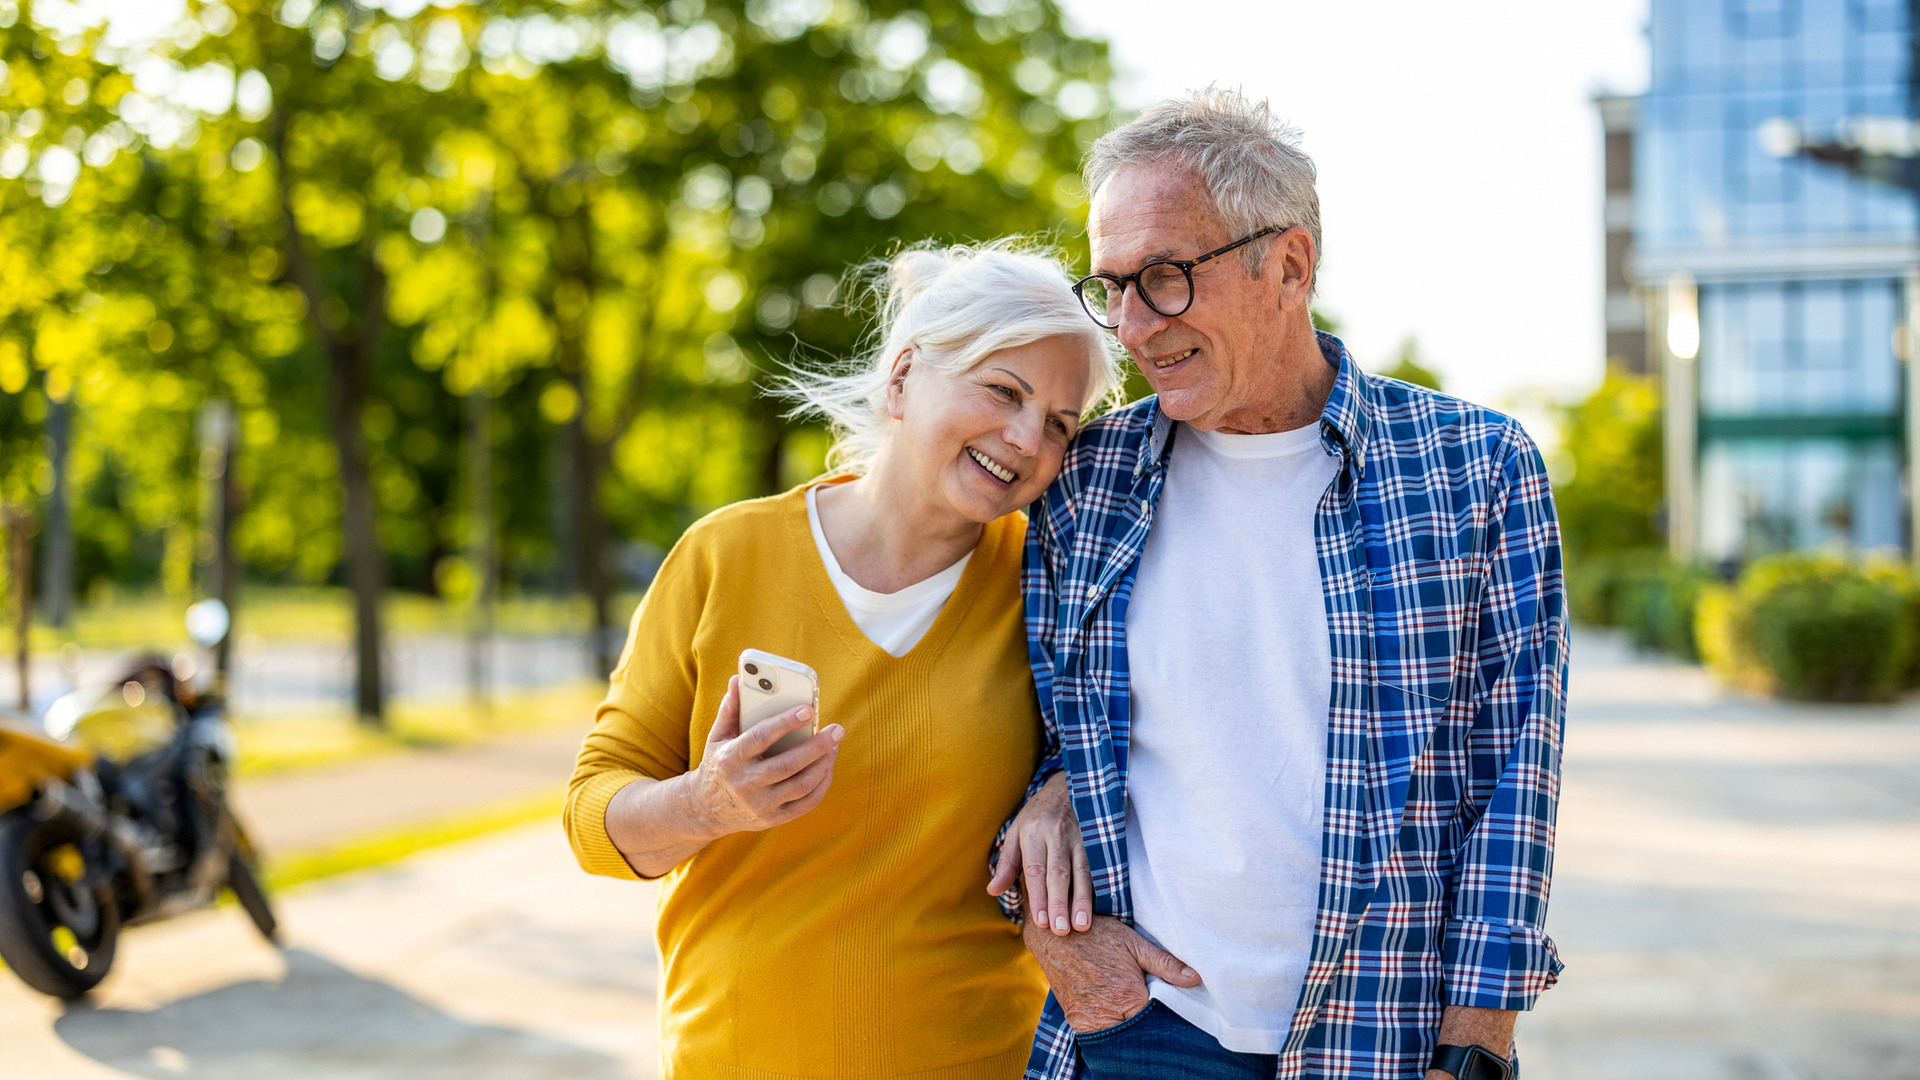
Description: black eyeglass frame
xmin=1072 ymin=225 xmax=1290 ymax=330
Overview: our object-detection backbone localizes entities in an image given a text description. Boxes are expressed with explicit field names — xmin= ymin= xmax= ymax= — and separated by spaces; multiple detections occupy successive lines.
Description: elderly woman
xmin=566 ymin=243 xmax=1121 ymax=1078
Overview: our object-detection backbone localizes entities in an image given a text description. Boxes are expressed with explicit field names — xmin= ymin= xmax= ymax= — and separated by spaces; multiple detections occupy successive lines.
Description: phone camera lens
xmin=744 ymin=663 xmax=759 ymax=676
xmin=757 ymin=677 xmax=774 ymax=692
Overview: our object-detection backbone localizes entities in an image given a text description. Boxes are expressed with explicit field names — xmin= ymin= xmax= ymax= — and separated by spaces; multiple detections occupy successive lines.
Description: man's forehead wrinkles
xmin=1091 ymin=227 xmax=1192 ymax=272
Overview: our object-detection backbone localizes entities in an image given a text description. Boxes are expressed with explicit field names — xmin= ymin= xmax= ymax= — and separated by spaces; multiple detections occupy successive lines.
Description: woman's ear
xmin=883 ymin=346 xmax=914 ymax=420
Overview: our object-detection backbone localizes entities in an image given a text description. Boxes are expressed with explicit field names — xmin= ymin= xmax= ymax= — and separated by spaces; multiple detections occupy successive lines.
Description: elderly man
xmin=1005 ymin=89 xmax=1566 ymax=1080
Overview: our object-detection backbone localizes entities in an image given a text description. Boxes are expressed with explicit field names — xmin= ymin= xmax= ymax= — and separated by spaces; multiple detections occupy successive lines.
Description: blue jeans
xmin=1075 ymin=1000 xmax=1278 ymax=1080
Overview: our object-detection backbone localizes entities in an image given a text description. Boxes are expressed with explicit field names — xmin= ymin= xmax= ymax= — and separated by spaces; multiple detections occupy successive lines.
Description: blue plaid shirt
xmin=1010 ymin=332 xmax=1566 ymax=1080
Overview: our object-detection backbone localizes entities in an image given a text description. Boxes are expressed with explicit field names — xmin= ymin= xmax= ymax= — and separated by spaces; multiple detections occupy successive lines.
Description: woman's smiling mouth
xmin=967 ymin=447 xmax=1018 ymax=484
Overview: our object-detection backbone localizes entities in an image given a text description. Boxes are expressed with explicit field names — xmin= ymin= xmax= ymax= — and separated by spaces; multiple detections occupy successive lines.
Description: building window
xmin=1847 ymin=0 xmax=1904 ymax=33
xmin=1700 ymin=280 xmax=1900 ymax=418
xmin=1699 ymin=439 xmax=1903 ymax=558
xmin=1727 ymin=0 xmax=1798 ymax=38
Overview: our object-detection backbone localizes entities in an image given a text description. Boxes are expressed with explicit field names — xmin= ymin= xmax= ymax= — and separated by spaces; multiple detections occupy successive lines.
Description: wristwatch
xmin=1430 ymin=1044 xmax=1514 ymax=1080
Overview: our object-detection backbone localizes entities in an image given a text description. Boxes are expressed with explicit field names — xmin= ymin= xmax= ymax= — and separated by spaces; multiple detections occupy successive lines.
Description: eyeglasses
xmin=1072 ymin=226 xmax=1288 ymax=330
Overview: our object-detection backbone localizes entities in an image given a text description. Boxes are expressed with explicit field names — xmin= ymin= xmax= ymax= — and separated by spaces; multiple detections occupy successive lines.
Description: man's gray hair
xmin=1084 ymin=87 xmax=1321 ymax=284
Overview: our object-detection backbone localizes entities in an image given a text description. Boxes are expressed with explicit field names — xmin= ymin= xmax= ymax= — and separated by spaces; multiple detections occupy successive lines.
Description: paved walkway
xmin=3 ymin=632 xmax=1918 ymax=1078
xmin=229 ymin=726 xmax=588 ymax=854
xmin=0 ymin=823 xmax=660 ymax=1079
xmin=1521 ymin=633 xmax=1920 ymax=1079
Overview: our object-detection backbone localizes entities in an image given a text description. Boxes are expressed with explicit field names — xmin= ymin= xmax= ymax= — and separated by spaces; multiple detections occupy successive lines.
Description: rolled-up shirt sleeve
xmin=1444 ymin=426 xmax=1568 ymax=1010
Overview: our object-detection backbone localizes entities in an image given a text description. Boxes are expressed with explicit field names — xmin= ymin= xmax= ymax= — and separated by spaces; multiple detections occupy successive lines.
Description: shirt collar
xmin=1134 ymin=329 xmax=1372 ymax=481
xmin=1314 ymin=330 xmax=1372 ymax=475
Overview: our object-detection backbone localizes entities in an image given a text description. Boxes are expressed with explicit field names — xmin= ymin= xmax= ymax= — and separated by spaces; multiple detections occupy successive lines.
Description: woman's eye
xmin=992 ymin=385 xmax=1018 ymax=400
xmin=1049 ymin=419 xmax=1070 ymax=435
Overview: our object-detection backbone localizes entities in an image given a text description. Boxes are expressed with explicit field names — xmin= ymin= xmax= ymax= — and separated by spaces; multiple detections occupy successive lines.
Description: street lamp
xmin=1667 ymin=272 xmax=1699 ymax=361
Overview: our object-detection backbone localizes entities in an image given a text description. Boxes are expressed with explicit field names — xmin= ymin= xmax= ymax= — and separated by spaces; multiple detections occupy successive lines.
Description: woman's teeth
xmin=1155 ymin=349 xmax=1197 ymax=369
xmin=968 ymin=447 xmax=1017 ymax=483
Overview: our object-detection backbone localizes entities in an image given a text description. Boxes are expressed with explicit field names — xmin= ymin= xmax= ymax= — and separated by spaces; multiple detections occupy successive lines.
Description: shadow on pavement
xmin=54 ymin=948 xmax=624 ymax=1079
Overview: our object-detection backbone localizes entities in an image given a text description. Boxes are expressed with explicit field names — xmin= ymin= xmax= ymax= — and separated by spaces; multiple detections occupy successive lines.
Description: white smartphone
xmin=737 ymin=649 xmax=820 ymax=757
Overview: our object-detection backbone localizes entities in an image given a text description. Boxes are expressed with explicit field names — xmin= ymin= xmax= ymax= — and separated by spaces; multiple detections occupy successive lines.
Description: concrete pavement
xmin=229 ymin=726 xmax=588 ymax=854
xmin=1520 ymin=633 xmax=1920 ymax=1079
xmin=0 ymin=823 xmax=661 ymax=1079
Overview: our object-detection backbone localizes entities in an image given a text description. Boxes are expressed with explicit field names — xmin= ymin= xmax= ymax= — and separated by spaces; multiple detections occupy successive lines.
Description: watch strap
xmin=1430 ymin=1044 xmax=1513 ymax=1080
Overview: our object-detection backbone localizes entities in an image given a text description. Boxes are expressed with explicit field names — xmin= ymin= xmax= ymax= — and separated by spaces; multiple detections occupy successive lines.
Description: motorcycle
xmin=0 ymin=599 xmax=276 ymax=998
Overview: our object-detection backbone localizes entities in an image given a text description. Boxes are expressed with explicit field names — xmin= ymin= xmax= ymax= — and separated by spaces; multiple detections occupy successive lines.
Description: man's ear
xmin=883 ymin=346 xmax=914 ymax=420
xmin=1276 ymin=229 xmax=1315 ymax=313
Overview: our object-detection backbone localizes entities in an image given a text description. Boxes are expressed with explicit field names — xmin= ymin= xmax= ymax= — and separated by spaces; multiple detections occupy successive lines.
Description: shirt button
xmin=1085 ymin=584 xmax=1100 ymax=601
xmin=1139 ymin=499 xmax=1149 ymax=515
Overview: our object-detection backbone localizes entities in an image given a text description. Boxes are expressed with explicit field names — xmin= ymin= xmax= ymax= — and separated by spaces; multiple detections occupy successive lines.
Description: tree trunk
xmin=566 ymin=381 xmax=615 ymax=679
xmin=466 ymin=193 xmax=496 ymax=718
xmin=330 ymin=254 xmax=388 ymax=726
xmin=5 ymin=504 xmax=33 ymax=712
xmin=272 ymin=105 xmax=387 ymax=727
xmin=40 ymin=398 xmax=72 ymax=629
xmin=761 ymin=416 xmax=787 ymax=496
xmin=467 ymin=382 xmax=494 ymax=716
xmin=198 ymin=399 xmax=239 ymax=687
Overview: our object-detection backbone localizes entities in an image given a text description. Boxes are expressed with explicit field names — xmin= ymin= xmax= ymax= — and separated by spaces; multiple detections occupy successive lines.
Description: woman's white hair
xmin=1083 ymin=86 xmax=1321 ymax=286
xmin=779 ymin=239 xmax=1123 ymax=475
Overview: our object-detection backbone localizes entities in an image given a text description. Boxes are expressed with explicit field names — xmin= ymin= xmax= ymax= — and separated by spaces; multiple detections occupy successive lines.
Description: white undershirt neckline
xmin=805 ymin=484 xmax=971 ymax=658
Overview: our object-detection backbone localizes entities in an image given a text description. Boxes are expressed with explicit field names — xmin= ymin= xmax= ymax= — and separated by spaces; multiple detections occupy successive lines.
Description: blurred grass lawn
xmin=262 ymin=790 xmax=562 ymax=893
xmin=233 ymin=680 xmax=605 ymax=778
xmin=26 ymin=586 xmax=643 ymax=651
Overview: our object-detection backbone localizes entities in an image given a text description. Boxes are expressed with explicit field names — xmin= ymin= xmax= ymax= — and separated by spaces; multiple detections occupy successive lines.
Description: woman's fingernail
xmin=798 ymin=707 xmax=814 ymax=722
xmin=1053 ymin=916 xmax=1068 ymax=932
xmin=828 ymin=725 xmax=845 ymax=743
xmin=1075 ymin=911 xmax=1090 ymax=929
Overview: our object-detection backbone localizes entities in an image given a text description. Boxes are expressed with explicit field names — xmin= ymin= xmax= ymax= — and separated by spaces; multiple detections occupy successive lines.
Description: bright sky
xmin=1058 ymin=0 xmax=1651 ymax=411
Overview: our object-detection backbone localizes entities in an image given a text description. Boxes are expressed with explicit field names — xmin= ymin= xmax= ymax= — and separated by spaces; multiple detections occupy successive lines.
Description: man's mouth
xmin=1152 ymin=348 xmax=1198 ymax=370
xmin=967 ymin=447 xmax=1018 ymax=484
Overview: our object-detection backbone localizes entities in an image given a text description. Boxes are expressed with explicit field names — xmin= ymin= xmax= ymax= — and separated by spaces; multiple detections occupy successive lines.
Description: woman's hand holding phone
xmin=687 ymin=675 xmax=845 ymax=836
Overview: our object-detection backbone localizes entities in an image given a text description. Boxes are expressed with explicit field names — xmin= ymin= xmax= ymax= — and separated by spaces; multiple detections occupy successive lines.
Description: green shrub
xmin=1863 ymin=563 xmax=1920 ymax=689
xmin=1619 ymin=560 xmax=1711 ymax=661
xmin=1734 ymin=555 xmax=1913 ymax=702
xmin=1567 ymin=549 xmax=1654 ymax=628
xmin=1568 ymin=548 xmax=1709 ymax=660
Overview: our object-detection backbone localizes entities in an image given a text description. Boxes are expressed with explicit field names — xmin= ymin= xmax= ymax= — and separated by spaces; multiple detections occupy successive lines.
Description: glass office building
xmin=1632 ymin=0 xmax=1918 ymax=561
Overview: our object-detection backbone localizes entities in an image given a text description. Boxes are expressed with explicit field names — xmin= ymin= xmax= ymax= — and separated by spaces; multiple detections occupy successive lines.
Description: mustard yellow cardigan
xmin=567 ymin=482 xmax=1046 ymax=1079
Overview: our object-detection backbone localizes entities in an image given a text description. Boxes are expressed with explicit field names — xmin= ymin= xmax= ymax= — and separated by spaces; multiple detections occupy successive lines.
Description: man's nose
xmin=1113 ymin=284 xmax=1169 ymax=351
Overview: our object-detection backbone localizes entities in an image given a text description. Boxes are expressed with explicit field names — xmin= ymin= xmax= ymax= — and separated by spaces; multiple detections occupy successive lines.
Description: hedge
xmin=1575 ymin=549 xmax=1919 ymax=703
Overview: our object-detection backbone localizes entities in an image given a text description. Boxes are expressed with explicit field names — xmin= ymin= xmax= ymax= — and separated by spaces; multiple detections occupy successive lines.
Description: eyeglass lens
xmin=1080 ymin=263 xmax=1194 ymax=326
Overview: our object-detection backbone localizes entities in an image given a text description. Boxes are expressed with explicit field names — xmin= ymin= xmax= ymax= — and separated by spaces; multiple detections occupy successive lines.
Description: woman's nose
xmin=1004 ymin=410 xmax=1042 ymax=454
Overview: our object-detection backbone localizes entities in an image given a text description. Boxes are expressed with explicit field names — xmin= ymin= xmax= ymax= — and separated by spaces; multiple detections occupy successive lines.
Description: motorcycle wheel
xmin=225 ymin=851 xmax=277 ymax=943
xmin=0 ymin=808 xmax=120 ymax=998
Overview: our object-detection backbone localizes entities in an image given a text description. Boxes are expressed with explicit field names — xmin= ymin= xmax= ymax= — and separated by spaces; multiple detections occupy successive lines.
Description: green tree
xmin=1378 ymin=336 xmax=1441 ymax=391
xmin=1554 ymin=370 xmax=1663 ymax=559
xmin=3 ymin=0 xmax=1120 ymax=701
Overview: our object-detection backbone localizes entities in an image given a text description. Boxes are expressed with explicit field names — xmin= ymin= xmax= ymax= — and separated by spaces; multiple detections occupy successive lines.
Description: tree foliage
xmin=1377 ymin=336 xmax=1440 ymax=391
xmin=1554 ymin=369 xmax=1662 ymax=560
xmin=1 ymin=0 xmax=1120 ymax=710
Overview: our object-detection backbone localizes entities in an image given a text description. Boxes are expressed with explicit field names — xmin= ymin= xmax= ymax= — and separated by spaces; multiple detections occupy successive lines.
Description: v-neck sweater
xmin=567 ymin=481 xmax=1046 ymax=1080
xmin=805 ymin=483 xmax=971 ymax=657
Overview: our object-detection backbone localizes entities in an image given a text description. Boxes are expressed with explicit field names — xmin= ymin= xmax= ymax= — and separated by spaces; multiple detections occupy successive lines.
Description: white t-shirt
xmin=806 ymin=484 xmax=970 ymax=657
xmin=1123 ymin=421 xmax=1340 ymax=1054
